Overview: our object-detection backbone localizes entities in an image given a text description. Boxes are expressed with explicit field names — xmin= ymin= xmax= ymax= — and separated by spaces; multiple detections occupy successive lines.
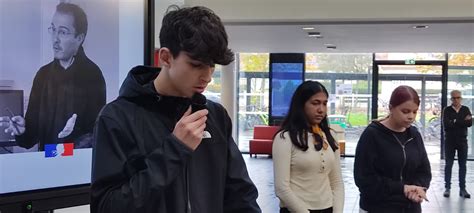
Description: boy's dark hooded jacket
xmin=91 ymin=66 xmax=260 ymax=213
xmin=354 ymin=121 xmax=431 ymax=213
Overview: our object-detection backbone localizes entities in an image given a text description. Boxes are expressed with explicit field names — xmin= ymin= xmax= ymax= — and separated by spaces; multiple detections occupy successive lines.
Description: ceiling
xmin=225 ymin=22 xmax=474 ymax=53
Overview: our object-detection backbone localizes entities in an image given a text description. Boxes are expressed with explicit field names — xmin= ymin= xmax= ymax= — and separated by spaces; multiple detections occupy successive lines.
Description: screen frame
xmin=0 ymin=0 xmax=154 ymax=211
xmin=269 ymin=53 xmax=305 ymax=125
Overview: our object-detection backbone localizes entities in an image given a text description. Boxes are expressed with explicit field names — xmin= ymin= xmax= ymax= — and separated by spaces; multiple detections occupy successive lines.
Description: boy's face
xmin=167 ymin=52 xmax=215 ymax=98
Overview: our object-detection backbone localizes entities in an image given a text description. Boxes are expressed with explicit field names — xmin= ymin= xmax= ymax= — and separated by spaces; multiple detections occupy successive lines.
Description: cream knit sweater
xmin=273 ymin=131 xmax=344 ymax=213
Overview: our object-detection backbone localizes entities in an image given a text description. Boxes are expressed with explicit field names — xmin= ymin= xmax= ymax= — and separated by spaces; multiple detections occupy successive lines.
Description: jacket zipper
xmin=392 ymin=134 xmax=413 ymax=182
xmin=186 ymin=163 xmax=192 ymax=213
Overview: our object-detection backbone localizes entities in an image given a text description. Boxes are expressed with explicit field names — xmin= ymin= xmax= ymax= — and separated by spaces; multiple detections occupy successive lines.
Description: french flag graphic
xmin=44 ymin=142 xmax=74 ymax=158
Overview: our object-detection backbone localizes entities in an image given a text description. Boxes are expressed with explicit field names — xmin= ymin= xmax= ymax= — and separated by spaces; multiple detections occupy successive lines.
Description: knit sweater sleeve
xmin=328 ymin=149 xmax=344 ymax=213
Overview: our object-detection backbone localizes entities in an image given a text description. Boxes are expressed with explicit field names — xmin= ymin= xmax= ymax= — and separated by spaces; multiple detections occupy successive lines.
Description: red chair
xmin=249 ymin=125 xmax=280 ymax=157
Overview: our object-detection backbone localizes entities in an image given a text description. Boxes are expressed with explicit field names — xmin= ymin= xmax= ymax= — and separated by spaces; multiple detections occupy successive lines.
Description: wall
xmin=155 ymin=0 xmax=185 ymax=48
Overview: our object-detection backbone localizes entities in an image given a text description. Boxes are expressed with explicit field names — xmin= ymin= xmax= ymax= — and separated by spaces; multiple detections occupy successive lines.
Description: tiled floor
xmin=57 ymin=153 xmax=474 ymax=213
xmin=245 ymin=154 xmax=474 ymax=213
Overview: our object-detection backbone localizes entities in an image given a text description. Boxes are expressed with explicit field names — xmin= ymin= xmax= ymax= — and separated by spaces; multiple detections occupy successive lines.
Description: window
xmin=237 ymin=53 xmax=269 ymax=152
xmin=305 ymin=53 xmax=372 ymax=156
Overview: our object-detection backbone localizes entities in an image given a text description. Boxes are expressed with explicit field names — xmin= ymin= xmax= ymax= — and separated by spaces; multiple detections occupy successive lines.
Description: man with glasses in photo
xmin=442 ymin=90 xmax=472 ymax=198
xmin=1 ymin=2 xmax=105 ymax=151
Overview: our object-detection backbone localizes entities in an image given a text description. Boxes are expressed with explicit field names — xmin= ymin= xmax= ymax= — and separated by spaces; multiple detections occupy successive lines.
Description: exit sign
xmin=405 ymin=59 xmax=416 ymax=64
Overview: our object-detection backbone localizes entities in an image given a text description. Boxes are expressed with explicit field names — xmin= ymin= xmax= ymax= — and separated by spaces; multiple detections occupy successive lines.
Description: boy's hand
xmin=173 ymin=106 xmax=208 ymax=151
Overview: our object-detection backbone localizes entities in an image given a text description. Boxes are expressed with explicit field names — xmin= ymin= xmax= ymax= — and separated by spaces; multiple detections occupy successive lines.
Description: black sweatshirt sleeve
xmin=16 ymin=70 xmax=43 ymax=149
xmin=90 ymin=114 xmax=192 ymax=213
xmin=82 ymin=66 xmax=106 ymax=133
xmin=413 ymin=136 xmax=432 ymax=189
xmin=454 ymin=106 xmax=472 ymax=128
xmin=442 ymin=107 xmax=456 ymax=130
xmin=466 ymin=107 xmax=472 ymax=127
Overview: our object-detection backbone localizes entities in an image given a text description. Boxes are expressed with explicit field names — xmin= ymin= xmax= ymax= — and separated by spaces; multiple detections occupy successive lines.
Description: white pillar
xmin=221 ymin=57 xmax=238 ymax=143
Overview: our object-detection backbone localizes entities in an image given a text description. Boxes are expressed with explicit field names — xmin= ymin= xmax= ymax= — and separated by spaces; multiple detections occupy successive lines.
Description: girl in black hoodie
xmin=354 ymin=85 xmax=432 ymax=213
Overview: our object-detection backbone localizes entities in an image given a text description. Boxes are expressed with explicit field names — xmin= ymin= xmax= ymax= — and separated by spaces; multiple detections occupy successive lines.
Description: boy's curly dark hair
xmin=159 ymin=6 xmax=234 ymax=66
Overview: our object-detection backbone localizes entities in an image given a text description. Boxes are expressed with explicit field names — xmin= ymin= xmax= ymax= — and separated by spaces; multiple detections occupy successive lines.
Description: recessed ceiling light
xmin=413 ymin=25 xmax=429 ymax=29
xmin=325 ymin=44 xmax=336 ymax=49
xmin=307 ymin=32 xmax=322 ymax=38
xmin=302 ymin=27 xmax=315 ymax=30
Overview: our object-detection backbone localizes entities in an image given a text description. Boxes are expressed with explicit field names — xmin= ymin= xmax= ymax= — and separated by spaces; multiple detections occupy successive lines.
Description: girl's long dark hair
xmin=277 ymin=81 xmax=338 ymax=152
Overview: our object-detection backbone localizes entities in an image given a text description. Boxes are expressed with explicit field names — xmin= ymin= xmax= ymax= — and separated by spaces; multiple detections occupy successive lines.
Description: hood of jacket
xmin=368 ymin=120 xmax=419 ymax=142
xmin=119 ymin=65 xmax=161 ymax=99
xmin=118 ymin=66 xmax=194 ymax=116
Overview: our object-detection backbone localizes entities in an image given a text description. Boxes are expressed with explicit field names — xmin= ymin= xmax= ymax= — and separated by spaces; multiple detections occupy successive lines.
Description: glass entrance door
xmin=376 ymin=64 xmax=443 ymax=158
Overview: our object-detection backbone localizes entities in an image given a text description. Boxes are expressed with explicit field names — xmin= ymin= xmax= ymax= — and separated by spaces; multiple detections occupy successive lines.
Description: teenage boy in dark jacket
xmin=90 ymin=6 xmax=261 ymax=213
xmin=442 ymin=90 xmax=472 ymax=198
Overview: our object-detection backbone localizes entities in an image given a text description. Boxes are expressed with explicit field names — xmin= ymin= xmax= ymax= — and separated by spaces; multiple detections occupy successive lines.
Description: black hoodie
xmin=354 ymin=121 xmax=431 ymax=213
xmin=91 ymin=66 xmax=260 ymax=213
